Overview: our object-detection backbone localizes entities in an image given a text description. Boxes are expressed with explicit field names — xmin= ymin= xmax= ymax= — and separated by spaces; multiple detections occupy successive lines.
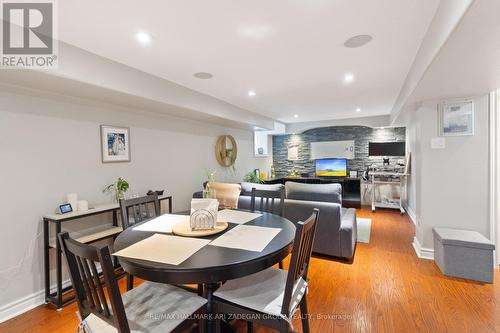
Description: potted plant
xmin=204 ymin=169 xmax=217 ymax=198
xmin=244 ymin=170 xmax=264 ymax=184
xmin=103 ymin=177 xmax=129 ymax=202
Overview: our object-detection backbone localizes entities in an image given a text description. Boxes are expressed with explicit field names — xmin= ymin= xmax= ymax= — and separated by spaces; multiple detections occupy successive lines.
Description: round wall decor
xmin=215 ymin=135 xmax=237 ymax=167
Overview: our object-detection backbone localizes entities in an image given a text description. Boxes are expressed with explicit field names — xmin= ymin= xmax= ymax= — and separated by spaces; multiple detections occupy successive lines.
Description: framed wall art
xmin=100 ymin=125 xmax=131 ymax=163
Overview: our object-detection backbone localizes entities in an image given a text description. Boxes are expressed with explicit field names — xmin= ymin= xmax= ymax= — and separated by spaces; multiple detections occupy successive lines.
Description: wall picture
xmin=287 ymin=145 xmax=299 ymax=160
xmin=100 ymin=125 xmax=130 ymax=163
xmin=438 ymin=100 xmax=474 ymax=136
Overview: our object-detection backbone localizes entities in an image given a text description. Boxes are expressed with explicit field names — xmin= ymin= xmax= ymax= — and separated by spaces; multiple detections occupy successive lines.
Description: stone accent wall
xmin=272 ymin=126 xmax=406 ymax=177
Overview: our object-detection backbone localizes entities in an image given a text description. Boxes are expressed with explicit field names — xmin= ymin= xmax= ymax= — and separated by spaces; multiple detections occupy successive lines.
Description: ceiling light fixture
xmin=356 ymin=108 xmax=361 ymax=112
xmin=294 ymin=114 xmax=299 ymax=118
xmin=136 ymin=32 xmax=152 ymax=45
xmin=194 ymin=72 xmax=214 ymax=79
xmin=248 ymin=90 xmax=256 ymax=97
xmin=344 ymin=73 xmax=354 ymax=83
xmin=344 ymin=34 xmax=373 ymax=48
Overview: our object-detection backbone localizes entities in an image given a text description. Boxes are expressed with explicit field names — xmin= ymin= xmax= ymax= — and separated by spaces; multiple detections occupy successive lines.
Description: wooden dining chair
xmin=119 ymin=193 xmax=160 ymax=230
xmin=250 ymin=187 xmax=285 ymax=217
xmin=58 ymin=232 xmax=207 ymax=333
xmin=251 ymin=187 xmax=286 ymax=269
xmin=119 ymin=193 xmax=161 ymax=290
xmin=213 ymin=209 xmax=319 ymax=333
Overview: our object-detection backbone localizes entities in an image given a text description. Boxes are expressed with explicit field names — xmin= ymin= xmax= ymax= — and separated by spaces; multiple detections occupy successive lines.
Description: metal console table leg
xmin=43 ymin=218 xmax=49 ymax=304
xmin=55 ymin=221 xmax=62 ymax=310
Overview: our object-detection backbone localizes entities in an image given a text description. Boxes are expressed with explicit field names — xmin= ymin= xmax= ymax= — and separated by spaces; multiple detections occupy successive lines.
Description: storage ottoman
xmin=433 ymin=227 xmax=495 ymax=283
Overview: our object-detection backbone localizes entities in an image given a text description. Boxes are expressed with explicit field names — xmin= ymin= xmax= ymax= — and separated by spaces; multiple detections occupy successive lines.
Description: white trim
xmin=0 ymin=279 xmax=72 ymax=324
xmin=412 ymin=237 xmax=434 ymax=260
xmin=406 ymin=205 xmax=417 ymax=225
xmin=490 ymin=89 xmax=500 ymax=266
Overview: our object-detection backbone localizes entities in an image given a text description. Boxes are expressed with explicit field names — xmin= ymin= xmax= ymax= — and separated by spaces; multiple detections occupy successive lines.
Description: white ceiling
xmin=58 ymin=0 xmax=439 ymax=123
xmin=405 ymin=0 xmax=500 ymax=106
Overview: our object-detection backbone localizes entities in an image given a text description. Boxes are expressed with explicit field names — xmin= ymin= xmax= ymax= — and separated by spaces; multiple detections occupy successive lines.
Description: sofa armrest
xmin=339 ymin=208 xmax=357 ymax=259
xmin=283 ymin=199 xmax=342 ymax=257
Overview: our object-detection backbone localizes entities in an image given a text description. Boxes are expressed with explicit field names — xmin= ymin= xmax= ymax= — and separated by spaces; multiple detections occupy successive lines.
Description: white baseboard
xmin=0 ymin=289 xmax=46 ymax=324
xmin=0 ymin=279 xmax=71 ymax=324
xmin=406 ymin=206 xmax=417 ymax=225
xmin=412 ymin=236 xmax=434 ymax=260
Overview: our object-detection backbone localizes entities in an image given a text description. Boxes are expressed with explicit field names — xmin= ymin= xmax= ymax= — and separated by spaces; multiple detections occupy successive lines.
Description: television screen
xmin=315 ymin=159 xmax=347 ymax=177
xmin=369 ymin=142 xmax=405 ymax=156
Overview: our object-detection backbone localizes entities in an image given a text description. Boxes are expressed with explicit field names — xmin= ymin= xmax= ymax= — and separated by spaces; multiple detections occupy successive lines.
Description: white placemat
xmin=217 ymin=209 xmax=262 ymax=224
xmin=210 ymin=225 xmax=282 ymax=252
xmin=133 ymin=214 xmax=190 ymax=233
xmin=113 ymin=234 xmax=210 ymax=265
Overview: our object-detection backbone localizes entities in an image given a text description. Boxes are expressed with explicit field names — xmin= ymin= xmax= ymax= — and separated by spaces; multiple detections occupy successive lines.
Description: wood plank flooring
xmin=1 ymin=208 xmax=499 ymax=332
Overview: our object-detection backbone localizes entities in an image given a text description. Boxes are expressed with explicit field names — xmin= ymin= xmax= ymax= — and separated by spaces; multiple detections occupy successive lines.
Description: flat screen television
xmin=369 ymin=142 xmax=405 ymax=156
xmin=315 ymin=158 xmax=347 ymax=177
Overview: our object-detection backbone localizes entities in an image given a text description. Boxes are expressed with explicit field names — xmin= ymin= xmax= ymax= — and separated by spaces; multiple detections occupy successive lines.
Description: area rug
xmin=357 ymin=218 xmax=372 ymax=243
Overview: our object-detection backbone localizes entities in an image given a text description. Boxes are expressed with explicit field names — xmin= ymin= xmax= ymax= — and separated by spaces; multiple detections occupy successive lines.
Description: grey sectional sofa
xmin=238 ymin=182 xmax=357 ymax=260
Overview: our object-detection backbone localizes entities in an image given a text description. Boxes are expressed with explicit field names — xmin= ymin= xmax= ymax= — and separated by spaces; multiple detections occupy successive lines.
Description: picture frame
xmin=100 ymin=125 xmax=131 ymax=163
xmin=287 ymin=144 xmax=299 ymax=161
xmin=438 ymin=100 xmax=474 ymax=136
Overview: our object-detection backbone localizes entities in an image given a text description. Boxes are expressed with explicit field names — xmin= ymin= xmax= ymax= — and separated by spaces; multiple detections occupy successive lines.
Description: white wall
xmin=0 ymin=88 xmax=272 ymax=321
xmin=406 ymin=95 xmax=490 ymax=251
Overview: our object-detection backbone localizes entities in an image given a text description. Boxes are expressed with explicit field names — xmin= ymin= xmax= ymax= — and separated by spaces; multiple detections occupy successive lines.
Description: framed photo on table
xmin=438 ymin=100 xmax=474 ymax=136
xmin=100 ymin=125 xmax=131 ymax=163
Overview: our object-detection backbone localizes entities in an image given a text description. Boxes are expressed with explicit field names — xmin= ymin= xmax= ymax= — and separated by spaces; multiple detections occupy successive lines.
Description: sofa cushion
xmin=285 ymin=182 xmax=342 ymax=204
xmin=240 ymin=182 xmax=284 ymax=196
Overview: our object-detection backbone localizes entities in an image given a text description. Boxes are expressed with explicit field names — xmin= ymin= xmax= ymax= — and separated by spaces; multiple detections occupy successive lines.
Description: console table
xmin=43 ymin=195 xmax=172 ymax=310
xmin=264 ymin=177 xmax=361 ymax=208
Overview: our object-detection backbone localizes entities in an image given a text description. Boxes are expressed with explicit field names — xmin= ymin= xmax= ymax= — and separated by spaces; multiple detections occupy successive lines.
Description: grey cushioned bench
xmin=433 ymin=227 xmax=495 ymax=283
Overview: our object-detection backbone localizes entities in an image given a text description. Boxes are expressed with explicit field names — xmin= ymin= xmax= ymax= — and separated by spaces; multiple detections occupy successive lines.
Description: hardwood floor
xmin=1 ymin=208 xmax=499 ymax=333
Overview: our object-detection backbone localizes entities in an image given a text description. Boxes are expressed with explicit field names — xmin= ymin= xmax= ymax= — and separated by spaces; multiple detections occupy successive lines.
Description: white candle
xmin=77 ymin=200 xmax=89 ymax=212
xmin=65 ymin=193 xmax=78 ymax=211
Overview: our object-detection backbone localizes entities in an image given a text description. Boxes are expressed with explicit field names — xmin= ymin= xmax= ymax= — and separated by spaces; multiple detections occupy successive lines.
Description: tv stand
xmin=264 ymin=177 xmax=361 ymax=208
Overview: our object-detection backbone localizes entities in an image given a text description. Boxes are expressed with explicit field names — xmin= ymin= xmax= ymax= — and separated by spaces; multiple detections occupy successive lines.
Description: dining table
xmin=113 ymin=210 xmax=296 ymax=332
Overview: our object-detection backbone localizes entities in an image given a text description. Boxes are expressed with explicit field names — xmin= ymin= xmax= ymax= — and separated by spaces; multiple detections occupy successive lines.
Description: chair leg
xmin=279 ymin=261 xmax=284 ymax=270
xmin=247 ymin=321 xmax=253 ymax=333
xmin=215 ymin=316 xmax=221 ymax=333
xmin=126 ymin=274 xmax=134 ymax=291
xmin=198 ymin=284 xmax=203 ymax=296
xmin=300 ymin=297 xmax=310 ymax=333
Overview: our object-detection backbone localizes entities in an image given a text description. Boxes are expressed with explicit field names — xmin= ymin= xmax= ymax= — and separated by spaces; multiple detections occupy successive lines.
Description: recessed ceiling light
xmin=293 ymin=114 xmax=299 ymax=118
xmin=344 ymin=73 xmax=354 ymax=83
xmin=344 ymin=35 xmax=373 ymax=48
xmin=248 ymin=90 xmax=256 ymax=97
xmin=194 ymin=72 xmax=214 ymax=79
xmin=356 ymin=108 xmax=361 ymax=112
xmin=136 ymin=32 xmax=152 ymax=45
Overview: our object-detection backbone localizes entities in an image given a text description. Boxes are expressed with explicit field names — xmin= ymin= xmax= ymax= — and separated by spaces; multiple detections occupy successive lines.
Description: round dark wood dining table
xmin=113 ymin=211 xmax=296 ymax=331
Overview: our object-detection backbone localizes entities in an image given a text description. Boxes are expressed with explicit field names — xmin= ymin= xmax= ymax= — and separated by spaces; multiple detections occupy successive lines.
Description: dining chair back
xmin=59 ymin=232 xmax=207 ymax=333
xmin=250 ymin=187 xmax=285 ymax=217
xmin=281 ymin=208 xmax=319 ymax=318
xmin=212 ymin=209 xmax=320 ymax=333
xmin=119 ymin=193 xmax=160 ymax=229
xmin=58 ymin=232 xmax=130 ymax=332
